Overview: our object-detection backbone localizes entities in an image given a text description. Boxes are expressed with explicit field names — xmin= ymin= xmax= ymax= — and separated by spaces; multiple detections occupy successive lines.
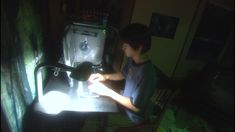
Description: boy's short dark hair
xmin=119 ymin=23 xmax=151 ymax=54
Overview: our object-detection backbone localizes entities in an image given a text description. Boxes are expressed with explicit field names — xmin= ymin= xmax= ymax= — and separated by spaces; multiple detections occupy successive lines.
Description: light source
xmin=34 ymin=62 xmax=93 ymax=114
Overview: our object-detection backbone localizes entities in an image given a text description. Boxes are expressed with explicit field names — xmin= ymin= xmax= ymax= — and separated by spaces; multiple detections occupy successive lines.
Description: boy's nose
xmin=122 ymin=46 xmax=125 ymax=50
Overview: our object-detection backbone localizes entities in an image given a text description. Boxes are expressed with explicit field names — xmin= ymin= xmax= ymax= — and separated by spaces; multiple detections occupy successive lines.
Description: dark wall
xmin=47 ymin=0 xmax=135 ymax=70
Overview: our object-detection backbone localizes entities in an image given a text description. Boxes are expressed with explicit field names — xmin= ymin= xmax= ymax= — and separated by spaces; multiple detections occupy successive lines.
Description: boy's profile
xmin=88 ymin=23 xmax=157 ymax=124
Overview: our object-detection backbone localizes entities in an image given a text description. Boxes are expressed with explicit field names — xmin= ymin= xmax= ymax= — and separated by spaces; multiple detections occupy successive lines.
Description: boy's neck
xmin=132 ymin=53 xmax=149 ymax=64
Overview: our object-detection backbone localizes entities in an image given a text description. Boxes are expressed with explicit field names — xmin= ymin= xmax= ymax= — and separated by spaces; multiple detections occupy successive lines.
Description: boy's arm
xmin=89 ymin=72 xmax=124 ymax=82
xmin=109 ymin=90 xmax=139 ymax=112
xmin=104 ymin=72 xmax=124 ymax=81
xmin=89 ymin=82 xmax=139 ymax=112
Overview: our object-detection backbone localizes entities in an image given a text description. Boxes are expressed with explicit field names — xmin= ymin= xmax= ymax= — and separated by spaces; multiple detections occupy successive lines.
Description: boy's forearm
xmin=109 ymin=90 xmax=139 ymax=112
xmin=104 ymin=72 xmax=124 ymax=81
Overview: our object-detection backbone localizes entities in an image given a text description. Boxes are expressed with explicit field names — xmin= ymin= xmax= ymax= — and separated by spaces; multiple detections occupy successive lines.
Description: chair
xmin=115 ymin=66 xmax=175 ymax=132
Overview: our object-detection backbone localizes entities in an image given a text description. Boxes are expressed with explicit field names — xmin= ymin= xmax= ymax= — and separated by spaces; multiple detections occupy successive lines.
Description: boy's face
xmin=122 ymin=43 xmax=140 ymax=57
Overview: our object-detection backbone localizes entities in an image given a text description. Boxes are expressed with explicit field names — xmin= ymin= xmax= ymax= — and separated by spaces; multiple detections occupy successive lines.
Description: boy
xmin=88 ymin=23 xmax=156 ymax=124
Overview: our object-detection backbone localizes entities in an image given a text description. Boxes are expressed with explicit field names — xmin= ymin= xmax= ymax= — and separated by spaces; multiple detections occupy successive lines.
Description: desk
xmin=34 ymin=74 xmax=118 ymax=114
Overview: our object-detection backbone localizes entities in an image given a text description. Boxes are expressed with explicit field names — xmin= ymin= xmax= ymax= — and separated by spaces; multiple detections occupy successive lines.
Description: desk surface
xmin=35 ymin=74 xmax=118 ymax=114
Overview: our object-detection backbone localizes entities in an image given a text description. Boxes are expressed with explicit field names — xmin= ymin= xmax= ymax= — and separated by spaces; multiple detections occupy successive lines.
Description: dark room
xmin=1 ymin=0 xmax=234 ymax=132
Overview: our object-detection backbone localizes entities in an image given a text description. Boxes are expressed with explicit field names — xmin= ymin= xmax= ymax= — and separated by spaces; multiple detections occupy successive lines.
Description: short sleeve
xmin=130 ymin=65 xmax=157 ymax=114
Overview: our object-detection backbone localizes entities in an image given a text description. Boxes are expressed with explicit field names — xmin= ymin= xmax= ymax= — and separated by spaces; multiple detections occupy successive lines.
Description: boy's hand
xmin=88 ymin=82 xmax=112 ymax=96
xmin=88 ymin=73 xmax=106 ymax=83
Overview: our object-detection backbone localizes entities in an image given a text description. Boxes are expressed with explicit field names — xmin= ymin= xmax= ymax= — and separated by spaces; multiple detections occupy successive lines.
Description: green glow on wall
xmin=16 ymin=0 xmax=44 ymax=99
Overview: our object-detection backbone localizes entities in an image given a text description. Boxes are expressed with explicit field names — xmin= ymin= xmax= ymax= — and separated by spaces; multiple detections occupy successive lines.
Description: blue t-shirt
xmin=121 ymin=58 xmax=157 ymax=124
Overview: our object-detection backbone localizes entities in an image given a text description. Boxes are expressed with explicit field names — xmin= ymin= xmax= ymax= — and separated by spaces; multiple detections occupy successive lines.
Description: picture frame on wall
xmin=149 ymin=13 xmax=179 ymax=39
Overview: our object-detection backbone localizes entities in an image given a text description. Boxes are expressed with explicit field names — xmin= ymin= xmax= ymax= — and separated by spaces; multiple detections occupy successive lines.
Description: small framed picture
xmin=149 ymin=13 xmax=179 ymax=39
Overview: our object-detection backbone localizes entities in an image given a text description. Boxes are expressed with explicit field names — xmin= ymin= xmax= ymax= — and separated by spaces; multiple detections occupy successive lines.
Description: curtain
xmin=1 ymin=0 xmax=45 ymax=131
